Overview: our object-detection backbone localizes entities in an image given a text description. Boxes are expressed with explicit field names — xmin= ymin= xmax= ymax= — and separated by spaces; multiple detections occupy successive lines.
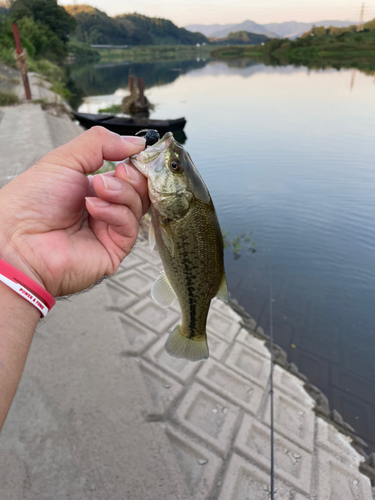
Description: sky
xmin=58 ymin=0 xmax=375 ymax=27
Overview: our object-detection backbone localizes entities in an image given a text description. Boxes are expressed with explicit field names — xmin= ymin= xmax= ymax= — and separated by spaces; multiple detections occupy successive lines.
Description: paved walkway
xmin=0 ymin=100 xmax=374 ymax=499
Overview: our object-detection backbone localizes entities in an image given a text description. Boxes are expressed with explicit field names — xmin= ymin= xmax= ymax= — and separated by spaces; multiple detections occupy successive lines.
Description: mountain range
xmin=186 ymin=20 xmax=358 ymax=40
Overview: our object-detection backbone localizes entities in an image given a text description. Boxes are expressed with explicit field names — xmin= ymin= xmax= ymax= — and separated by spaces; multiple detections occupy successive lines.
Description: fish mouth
xmin=130 ymin=132 xmax=174 ymax=176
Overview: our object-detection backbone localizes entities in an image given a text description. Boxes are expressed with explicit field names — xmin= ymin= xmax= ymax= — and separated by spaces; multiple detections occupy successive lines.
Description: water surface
xmin=72 ymin=60 xmax=375 ymax=450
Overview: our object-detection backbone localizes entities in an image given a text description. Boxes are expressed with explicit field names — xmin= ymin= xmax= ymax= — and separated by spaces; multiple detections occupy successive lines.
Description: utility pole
xmin=357 ymin=2 xmax=365 ymax=31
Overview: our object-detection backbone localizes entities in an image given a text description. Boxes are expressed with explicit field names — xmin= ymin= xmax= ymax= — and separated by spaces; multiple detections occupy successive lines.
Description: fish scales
xmin=151 ymin=198 xmax=224 ymax=340
xmin=131 ymin=132 xmax=228 ymax=362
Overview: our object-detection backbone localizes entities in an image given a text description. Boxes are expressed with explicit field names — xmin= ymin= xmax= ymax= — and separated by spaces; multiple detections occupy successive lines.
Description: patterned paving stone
xmin=316 ymin=417 xmax=364 ymax=468
xmin=263 ymin=390 xmax=315 ymax=452
xmin=118 ymin=314 xmax=158 ymax=356
xmin=172 ymin=383 xmax=240 ymax=458
xmin=315 ymin=448 xmax=373 ymax=500
xmin=105 ymin=281 xmax=138 ymax=311
xmin=236 ymin=329 xmax=271 ymax=360
xmin=138 ymin=360 xmax=184 ymax=420
xmin=234 ymin=413 xmax=312 ymax=495
xmin=207 ymin=308 xmax=241 ymax=342
xmin=145 ymin=333 xmax=203 ymax=384
xmin=165 ymin=426 xmax=223 ymax=499
xmin=137 ymin=262 xmax=163 ymax=280
xmin=111 ymin=268 xmax=152 ymax=297
xmin=273 ymin=365 xmax=315 ymax=406
xmin=117 ymin=250 xmax=144 ymax=270
xmin=196 ymin=359 xmax=264 ymax=416
xmin=225 ymin=343 xmax=270 ymax=388
xmin=217 ymin=454 xmax=306 ymax=500
xmin=126 ymin=296 xmax=180 ymax=335
xmin=133 ymin=243 xmax=162 ymax=265
xmin=207 ymin=331 xmax=230 ymax=361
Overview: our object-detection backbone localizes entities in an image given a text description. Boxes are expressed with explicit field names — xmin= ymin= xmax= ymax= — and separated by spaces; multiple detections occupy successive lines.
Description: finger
xmin=85 ymin=197 xmax=139 ymax=267
xmin=116 ymin=161 xmax=150 ymax=215
xmin=43 ymin=127 xmax=146 ymax=175
xmin=92 ymin=174 xmax=143 ymax=222
xmin=86 ymin=170 xmax=115 ymax=197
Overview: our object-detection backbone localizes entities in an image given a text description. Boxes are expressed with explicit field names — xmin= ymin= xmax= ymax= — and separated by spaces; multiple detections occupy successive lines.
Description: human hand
xmin=0 ymin=126 xmax=149 ymax=297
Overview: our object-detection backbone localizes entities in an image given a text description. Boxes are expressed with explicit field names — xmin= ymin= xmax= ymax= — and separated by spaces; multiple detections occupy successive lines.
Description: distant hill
xmin=212 ymin=20 xmax=278 ymax=39
xmin=186 ymin=23 xmax=237 ymax=38
xmin=211 ymin=31 xmax=269 ymax=45
xmin=186 ymin=19 xmax=358 ymax=40
xmin=65 ymin=5 xmax=207 ymax=45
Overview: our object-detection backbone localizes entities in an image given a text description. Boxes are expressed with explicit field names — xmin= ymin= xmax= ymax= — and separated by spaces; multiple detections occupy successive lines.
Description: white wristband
xmin=0 ymin=273 xmax=49 ymax=317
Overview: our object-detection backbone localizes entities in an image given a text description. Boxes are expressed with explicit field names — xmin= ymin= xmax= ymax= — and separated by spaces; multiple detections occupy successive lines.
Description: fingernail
xmin=100 ymin=174 xmax=122 ymax=190
xmin=86 ymin=197 xmax=111 ymax=207
xmin=121 ymin=136 xmax=146 ymax=146
xmin=124 ymin=162 xmax=143 ymax=182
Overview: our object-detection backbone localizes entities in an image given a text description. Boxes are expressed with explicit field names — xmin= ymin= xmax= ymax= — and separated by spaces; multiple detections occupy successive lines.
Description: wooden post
xmin=12 ymin=23 xmax=32 ymax=100
xmin=138 ymin=78 xmax=145 ymax=106
xmin=128 ymin=75 xmax=135 ymax=96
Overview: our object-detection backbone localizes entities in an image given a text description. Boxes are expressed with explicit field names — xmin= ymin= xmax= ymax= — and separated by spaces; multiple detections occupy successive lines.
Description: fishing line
xmin=269 ymin=264 xmax=275 ymax=500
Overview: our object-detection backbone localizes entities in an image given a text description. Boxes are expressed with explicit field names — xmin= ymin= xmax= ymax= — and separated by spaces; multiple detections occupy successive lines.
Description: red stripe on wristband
xmin=0 ymin=259 xmax=55 ymax=314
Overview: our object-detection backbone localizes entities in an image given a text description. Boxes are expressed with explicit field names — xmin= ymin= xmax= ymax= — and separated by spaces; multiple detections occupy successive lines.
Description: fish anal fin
xmin=165 ymin=325 xmax=208 ymax=362
xmin=216 ymin=272 xmax=229 ymax=303
xmin=151 ymin=271 xmax=177 ymax=308
xmin=149 ymin=222 xmax=156 ymax=251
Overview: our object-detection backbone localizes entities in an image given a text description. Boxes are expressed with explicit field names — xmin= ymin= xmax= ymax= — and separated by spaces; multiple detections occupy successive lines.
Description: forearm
xmin=0 ymin=281 xmax=40 ymax=431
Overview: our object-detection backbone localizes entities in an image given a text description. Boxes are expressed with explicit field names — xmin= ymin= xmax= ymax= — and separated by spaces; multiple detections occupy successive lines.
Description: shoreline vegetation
xmin=211 ymin=29 xmax=375 ymax=72
xmin=2 ymin=1 xmax=375 ymax=106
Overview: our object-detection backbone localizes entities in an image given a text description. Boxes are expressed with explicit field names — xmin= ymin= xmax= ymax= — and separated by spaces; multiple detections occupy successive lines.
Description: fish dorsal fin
xmin=151 ymin=271 xmax=177 ymax=308
xmin=149 ymin=222 xmax=156 ymax=251
xmin=165 ymin=325 xmax=209 ymax=362
xmin=216 ymin=272 xmax=229 ymax=303
xmin=161 ymin=225 xmax=175 ymax=257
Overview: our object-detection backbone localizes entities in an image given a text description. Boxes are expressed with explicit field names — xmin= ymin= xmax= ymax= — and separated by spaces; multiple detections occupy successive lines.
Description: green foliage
xmin=222 ymin=231 xmax=256 ymax=259
xmin=66 ymin=4 xmax=208 ymax=46
xmin=10 ymin=0 xmax=76 ymax=43
xmin=67 ymin=40 xmax=100 ymax=63
xmin=212 ymin=30 xmax=268 ymax=45
xmin=16 ymin=16 xmax=66 ymax=61
xmin=98 ymin=104 xmax=121 ymax=114
xmin=0 ymin=91 xmax=20 ymax=105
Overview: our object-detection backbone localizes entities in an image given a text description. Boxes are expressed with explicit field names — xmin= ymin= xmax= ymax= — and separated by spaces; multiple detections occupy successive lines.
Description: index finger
xmin=43 ymin=127 xmax=146 ymax=175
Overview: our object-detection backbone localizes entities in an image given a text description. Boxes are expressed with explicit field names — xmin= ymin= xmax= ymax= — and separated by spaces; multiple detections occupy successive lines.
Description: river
xmin=69 ymin=58 xmax=375 ymax=451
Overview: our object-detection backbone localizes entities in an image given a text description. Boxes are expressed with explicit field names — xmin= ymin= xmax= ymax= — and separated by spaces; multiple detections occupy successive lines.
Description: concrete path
xmin=0 ymin=102 xmax=374 ymax=499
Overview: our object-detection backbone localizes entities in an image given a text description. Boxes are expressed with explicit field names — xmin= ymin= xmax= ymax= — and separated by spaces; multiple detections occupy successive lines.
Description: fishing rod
xmin=269 ymin=266 xmax=275 ymax=500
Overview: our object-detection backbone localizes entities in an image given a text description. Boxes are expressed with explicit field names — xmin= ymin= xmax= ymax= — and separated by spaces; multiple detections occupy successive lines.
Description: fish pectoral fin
xmin=151 ymin=271 xmax=177 ymax=308
xmin=165 ymin=326 xmax=208 ymax=362
xmin=149 ymin=222 xmax=156 ymax=251
xmin=216 ymin=272 xmax=229 ymax=303
xmin=160 ymin=225 xmax=175 ymax=257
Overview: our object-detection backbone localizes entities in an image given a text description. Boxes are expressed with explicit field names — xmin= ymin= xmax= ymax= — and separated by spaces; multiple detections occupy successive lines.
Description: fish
xmin=130 ymin=132 xmax=228 ymax=362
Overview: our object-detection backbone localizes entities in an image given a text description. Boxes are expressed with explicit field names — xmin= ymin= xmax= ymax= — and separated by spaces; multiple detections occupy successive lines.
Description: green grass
xmin=98 ymin=104 xmax=122 ymax=114
xmin=0 ymin=91 xmax=20 ymax=106
xmin=97 ymin=44 xmax=211 ymax=63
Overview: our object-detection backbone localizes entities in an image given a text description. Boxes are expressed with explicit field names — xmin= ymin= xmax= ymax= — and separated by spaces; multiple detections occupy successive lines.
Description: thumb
xmin=42 ymin=126 xmax=146 ymax=175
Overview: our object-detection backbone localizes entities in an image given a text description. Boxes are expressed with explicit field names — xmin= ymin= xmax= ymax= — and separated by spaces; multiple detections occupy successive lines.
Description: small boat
xmin=71 ymin=111 xmax=186 ymax=136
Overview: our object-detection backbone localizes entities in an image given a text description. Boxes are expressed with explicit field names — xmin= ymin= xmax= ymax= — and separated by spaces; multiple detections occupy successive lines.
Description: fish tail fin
xmin=165 ymin=325 xmax=209 ymax=362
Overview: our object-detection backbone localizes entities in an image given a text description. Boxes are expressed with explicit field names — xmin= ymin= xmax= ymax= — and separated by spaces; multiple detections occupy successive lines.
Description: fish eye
xmin=169 ymin=160 xmax=182 ymax=173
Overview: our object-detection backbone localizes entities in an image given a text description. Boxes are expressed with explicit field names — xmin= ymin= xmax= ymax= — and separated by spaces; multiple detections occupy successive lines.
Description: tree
xmin=10 ymin=0 xmax=76 ymax=43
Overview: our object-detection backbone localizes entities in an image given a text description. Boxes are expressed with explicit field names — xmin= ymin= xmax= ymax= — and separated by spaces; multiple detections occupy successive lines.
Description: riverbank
xmin=1 ymin=73 xmax=375 ymax=498
xmin=96 ymin=44 xmax=211 ymax=63
xmin=211 ymin=30 xmax=375 ymax=72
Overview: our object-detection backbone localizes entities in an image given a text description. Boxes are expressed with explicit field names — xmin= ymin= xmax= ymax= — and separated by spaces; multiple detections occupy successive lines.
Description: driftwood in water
xmin=121 ymin=76 xmax=154 ymax=116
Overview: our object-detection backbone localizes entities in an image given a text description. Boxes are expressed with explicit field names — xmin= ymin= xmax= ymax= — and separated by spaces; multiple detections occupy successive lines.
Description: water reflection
xmin=69 ymin=58 xmax=375 ymax=451
xmin=68 ymin=59 xmax=209 ymax=110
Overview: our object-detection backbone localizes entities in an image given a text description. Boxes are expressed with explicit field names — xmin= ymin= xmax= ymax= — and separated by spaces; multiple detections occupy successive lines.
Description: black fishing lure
xmin=135 ymin=129 xmax=160 ymax=148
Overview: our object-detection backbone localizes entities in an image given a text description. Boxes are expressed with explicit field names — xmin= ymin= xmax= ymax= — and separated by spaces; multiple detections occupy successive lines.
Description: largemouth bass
xmin=131 ymin=132 xmax=228 ymax=362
